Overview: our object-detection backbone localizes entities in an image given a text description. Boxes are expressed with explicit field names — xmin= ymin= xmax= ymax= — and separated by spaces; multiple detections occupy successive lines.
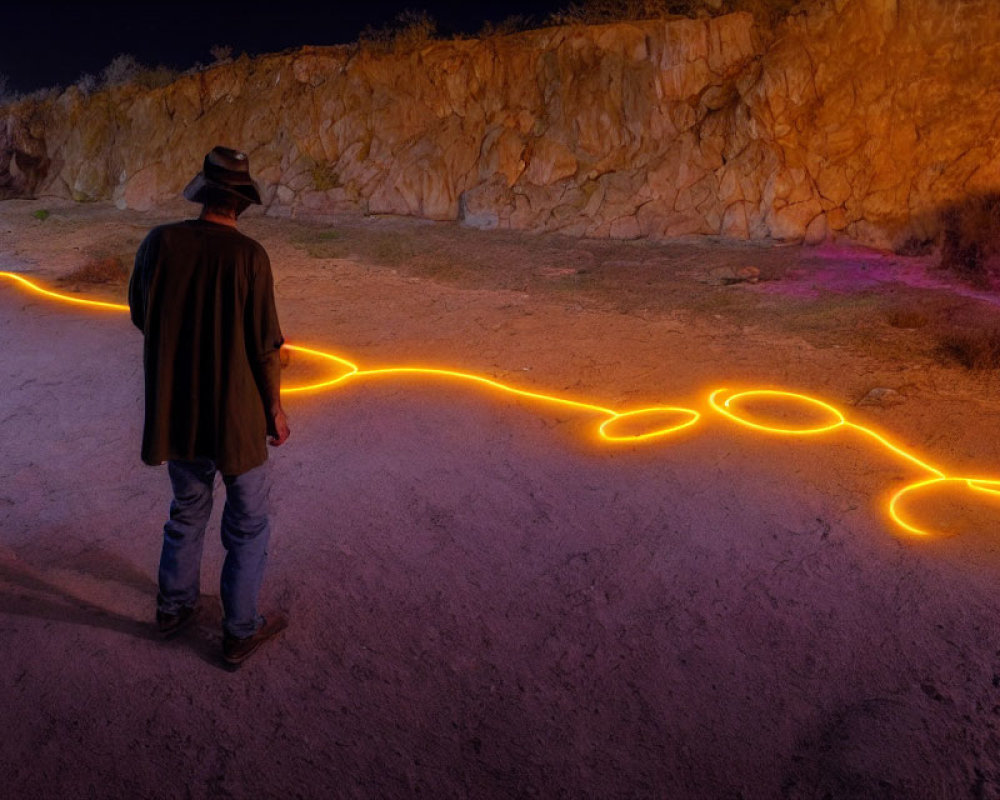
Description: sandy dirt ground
xmin=2 ymin=197 xmax=1000 ymax=798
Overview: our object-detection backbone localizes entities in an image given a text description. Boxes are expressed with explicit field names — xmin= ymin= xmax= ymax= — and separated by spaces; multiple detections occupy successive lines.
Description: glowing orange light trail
xmin=280 ymin=343 xmax=359 ymax=392
xmin=598 ymin=407 xmax=701 ymax=442
xmin=283 ymin=346 xmax=702 ymax=442
xmin=707 ymin=387 xmax=944 ymax=476
xmin=843 ymin=421 xmax=944 ymax=478
xmin=708 ymin=388 xmax=846 ymax=435
xmin=0 ymin=271 xmax=130 ymax=312
xmin=3 ymin=270 xmax=998 ymax=537
xmin=706 ymin=387 xmax=999 ymax=536
xmin=0 ymin=272 xmax=702 ymax=444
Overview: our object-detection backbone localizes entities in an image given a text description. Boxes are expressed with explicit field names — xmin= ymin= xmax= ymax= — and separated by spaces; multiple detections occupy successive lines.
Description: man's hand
xmin=268 ymin=406 xmax=290 ymax=447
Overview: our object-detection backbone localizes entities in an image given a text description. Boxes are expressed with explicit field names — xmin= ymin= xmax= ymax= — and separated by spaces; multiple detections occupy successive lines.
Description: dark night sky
xmin=2 ymin=1 xmax=571 ymax=95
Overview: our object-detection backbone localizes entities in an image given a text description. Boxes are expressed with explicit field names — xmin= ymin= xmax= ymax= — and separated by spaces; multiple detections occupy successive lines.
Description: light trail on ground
xmin=2 ymin=269 xmax=996 ymax=538
xmin=281 ymin=344 xmax=701 ymax=443
xmin=706 ymin=389 xmax=998 ymax=536
xmin=0 ymin=270 xmax=131 ymax=312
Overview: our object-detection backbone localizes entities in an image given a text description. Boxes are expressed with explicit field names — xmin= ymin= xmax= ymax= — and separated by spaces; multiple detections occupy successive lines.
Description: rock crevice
xmin=2 ymin=0 xmax=998 ymax=248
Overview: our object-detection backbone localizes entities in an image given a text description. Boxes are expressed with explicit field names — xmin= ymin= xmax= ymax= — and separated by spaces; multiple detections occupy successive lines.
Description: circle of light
xmin=888 ymin=476 xmax=1000 ymax=536
xmin=598 ymin=407 xmax=701 ymax=442
xmin=709 ymin=388 xmax=845 ymax=434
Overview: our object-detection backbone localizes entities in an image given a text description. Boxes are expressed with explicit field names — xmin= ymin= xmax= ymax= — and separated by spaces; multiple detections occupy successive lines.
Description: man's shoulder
xmin=142 ymin=220 xmax=266 ymax=253
xmin=230 ymin=228 xmax=270 ymax=264
xmin=139 ymin=220 xmax=193 ymax=246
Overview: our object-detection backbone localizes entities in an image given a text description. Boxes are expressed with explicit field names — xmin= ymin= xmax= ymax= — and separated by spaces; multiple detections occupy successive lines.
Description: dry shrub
xmin=939 ymin=193 xmax=1000 ymax=288
xmin=0 ymin=73 xmax=14 ymax=104
xmin=885 ymin=307 xmax=931 ymax=329
xmin=63 ymin=256 xmax=128 ymax=284
xmin=881 ymin=292 xmax=972 ymax=330
xmin=548 ymin=0 xmax=798 ymax=26
xmin=209 ymin=44 xmax=233 ymax=64
xmin=100 ymin=53 xmax=177 ymax=91
xmin=894 ymin=235 xmax=937 ymax=257
xmin=479 ymin=15 xmax=534 ymax=37
xmin=548 ymin=0 xmax=697 ymax=23
xmin=879 ymin=293 xmax=1000 ymax=370
xmin=101 ymin=54 xmax=142 ymax=88
xmin=360 ymin=11 xmax=437 ymax=53
xmin=309 ymin=160 xmax=341 ymax=191
xmin=937 ymin=328 xmax=1000 ymax=370
xmin=918 ymin=297 xmax=1000 ymax=370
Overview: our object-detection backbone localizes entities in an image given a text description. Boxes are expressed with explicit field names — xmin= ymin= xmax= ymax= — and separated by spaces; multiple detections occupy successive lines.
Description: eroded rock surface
xmin=2 ymin=0 xmax=998 ymax=247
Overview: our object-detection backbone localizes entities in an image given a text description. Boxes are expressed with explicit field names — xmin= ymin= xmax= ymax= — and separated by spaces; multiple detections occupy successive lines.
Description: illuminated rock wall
xmin=2 ymin=0 xmax=998 ymax=247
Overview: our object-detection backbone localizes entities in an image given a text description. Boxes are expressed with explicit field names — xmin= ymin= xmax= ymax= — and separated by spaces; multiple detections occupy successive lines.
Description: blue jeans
xmin=157 ymin=458 xmax=271 ymax=639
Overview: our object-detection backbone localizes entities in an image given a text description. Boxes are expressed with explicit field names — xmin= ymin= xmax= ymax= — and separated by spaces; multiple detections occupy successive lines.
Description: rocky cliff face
xmin=2 ymin=0 xmax=998 ymax=248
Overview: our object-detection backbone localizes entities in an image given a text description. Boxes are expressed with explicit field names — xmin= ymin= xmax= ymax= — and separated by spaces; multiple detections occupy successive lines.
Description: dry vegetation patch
xmin=882 ymin=291 xmax=1000 ymax=370
xmin=290 ymin=217 xmax=992 ymax=373
xmin=548 ymin=0 xmax=799 ymax=27
xmin=60 ymin=255 xmax=129 ymax=285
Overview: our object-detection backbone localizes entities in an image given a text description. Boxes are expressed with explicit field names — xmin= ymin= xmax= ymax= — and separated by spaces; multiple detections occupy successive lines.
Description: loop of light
xmin=0 ymin=270 xmax=131 ymax=312
xmin=282 ymin=346 xmax=702 ymax=443
xmin=709 ymin=388 xmax=845 ymax=435
xmin=707 ymin=387 xmax=997 ymax=536
xmin=3 ymin=270 xmax=997 ymax=538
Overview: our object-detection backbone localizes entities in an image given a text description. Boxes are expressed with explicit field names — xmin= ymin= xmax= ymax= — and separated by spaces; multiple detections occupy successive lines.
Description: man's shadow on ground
xmin=0 ymin=545 xmax=232 ymax=670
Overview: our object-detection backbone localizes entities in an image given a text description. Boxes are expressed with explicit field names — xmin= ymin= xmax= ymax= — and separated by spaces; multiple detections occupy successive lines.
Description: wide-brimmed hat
xmin=182 ymin=146 xmax=262 ymax=205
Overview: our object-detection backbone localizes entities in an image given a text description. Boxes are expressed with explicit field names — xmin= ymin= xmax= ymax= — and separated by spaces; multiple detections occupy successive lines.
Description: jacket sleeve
xmin=246 ymin=247 xmax=285 ymax=409
xmin=128 ymin=230 xmax=157 ymax=332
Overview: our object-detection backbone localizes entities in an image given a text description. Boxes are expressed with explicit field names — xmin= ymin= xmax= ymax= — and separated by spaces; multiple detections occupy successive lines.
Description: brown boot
xmin=156 ymin=604 xmax=200 ymax=639
xmin=222 ymin=614 xmax=288 ymax=667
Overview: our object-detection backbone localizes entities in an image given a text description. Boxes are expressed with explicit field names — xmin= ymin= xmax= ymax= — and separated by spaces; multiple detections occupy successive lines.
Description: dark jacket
xmin=129 ymin=219 xmax=283 ymax=475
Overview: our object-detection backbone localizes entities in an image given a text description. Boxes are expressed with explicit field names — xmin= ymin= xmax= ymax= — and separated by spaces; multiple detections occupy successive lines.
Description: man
xmin=129 ymin=146 xmax=290 ymax=667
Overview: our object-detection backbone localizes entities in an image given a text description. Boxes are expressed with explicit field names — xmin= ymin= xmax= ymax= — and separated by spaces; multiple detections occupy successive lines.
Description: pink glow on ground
xmin=755 ymin=242 xmax=1000 ymax=306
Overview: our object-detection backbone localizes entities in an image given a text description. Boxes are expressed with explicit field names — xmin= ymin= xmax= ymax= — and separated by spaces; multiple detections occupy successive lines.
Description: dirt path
xmin=2 ymin=198 xmax=1000 ymax=798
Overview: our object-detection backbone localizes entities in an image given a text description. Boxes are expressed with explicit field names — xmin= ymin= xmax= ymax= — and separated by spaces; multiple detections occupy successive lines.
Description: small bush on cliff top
xmin=478 ymin=15 xmax=535 ymax=37
xmin=548 ymin=0 xmax=798 ymax=26
xmin=0 ymin=73 xmax=44 ymax=104
xmin=0 ymin=73 xmax=14 ymax=104
xmin=100 ymin=53 xmax=178 ymax=91
xmin=360 ymin=10 xmax=438 ymax=53
xmin=101 ymin=54 xmax=142 ymax=87
xmin=209 ymin=44 xmax=234 ymax=64
xmin=75 ymin=73 xmax=98 ymax=96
